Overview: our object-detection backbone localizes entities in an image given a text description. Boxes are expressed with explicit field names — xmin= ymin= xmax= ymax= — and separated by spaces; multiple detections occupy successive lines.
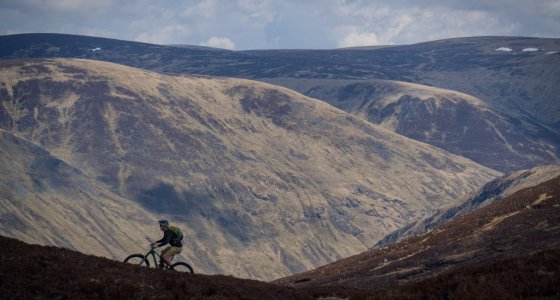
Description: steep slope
xmin=263 ymin=78 xmax=559 ymax=172
xmin=0 ymin=235 xmax=315 ymax=300
xmin=276 ymin=174 xmax=560 ymax=290
xmin=2 ymin=34 xmax=558 ymax=173
xmin=0 ymin=129 xmax=162 ymax=260
xmin=376 ymin=164 xmax=560 ymax=247
xmin=2 ymin=234 xmax=558 ymax=300
xmin=0 ymin=58 xmax=499 ymax=279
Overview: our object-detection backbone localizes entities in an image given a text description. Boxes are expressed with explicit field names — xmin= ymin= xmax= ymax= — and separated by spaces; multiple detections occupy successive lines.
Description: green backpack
xmin=168 ymin=226 xmax=184 ymax=243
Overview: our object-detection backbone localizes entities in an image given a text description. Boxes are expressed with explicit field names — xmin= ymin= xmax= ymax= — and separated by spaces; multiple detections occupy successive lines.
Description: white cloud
xmin=201 ymin=36 xmax=236 ymax=50
xmin=15 ymin=0 xmax=114 ymax=12
xmin=1 ymin=0 xmax=559 ymax=49
xmin=136 ymin=24 xmax=190 ymax=45
xmin=338 ymin=29 xmax=380 ymax=48
xmin=52 ymin=0 xmax=113 ymax=11
xmin=183 ymin=0 xmax=217 ymax=19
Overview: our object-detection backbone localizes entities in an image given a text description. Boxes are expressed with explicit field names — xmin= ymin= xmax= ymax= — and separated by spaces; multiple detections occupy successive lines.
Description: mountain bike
xmin=124 ymin=242 xmax=194 ymax=274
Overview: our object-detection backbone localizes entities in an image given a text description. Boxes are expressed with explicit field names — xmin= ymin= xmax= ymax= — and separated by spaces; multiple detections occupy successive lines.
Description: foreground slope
xmin=377 ymin=164 xmax=560 ymax=247
xmin=2 ymin=234 xmax=559 ymax=299
xmin=0 ymin=58 xmax=499 ymax=279
xmin=264 ymin=78 xmax=559 ymax=172
xmin=277 ymin=174 xmax=560 ymax=291
xmin=0 ymin=235 xmax=314 ymax=300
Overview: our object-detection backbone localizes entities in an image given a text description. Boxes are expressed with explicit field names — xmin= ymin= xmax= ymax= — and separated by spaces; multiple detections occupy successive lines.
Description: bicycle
xmin=124 ymin=241 xmax=194 ymax=274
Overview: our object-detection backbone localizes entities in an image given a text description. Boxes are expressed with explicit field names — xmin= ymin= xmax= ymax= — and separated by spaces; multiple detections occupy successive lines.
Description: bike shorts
xmin=161 ymin=246 xmax=182 ymax=260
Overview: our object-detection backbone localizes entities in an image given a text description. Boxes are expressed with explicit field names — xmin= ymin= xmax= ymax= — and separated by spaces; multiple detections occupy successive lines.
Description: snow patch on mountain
xmin=495 ymin=47 xmax=512 ymax=52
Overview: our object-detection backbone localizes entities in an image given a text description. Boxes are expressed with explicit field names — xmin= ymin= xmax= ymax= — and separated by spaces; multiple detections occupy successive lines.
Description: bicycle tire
xmin=170 ymin=262 xmax=194 ymax=274
xmin=124 ymin=254 xmax=150 ymax=267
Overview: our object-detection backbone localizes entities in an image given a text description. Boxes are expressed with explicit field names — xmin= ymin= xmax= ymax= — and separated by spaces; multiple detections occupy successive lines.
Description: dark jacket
xmin=156 ymin=229 xmax=183 ymax=247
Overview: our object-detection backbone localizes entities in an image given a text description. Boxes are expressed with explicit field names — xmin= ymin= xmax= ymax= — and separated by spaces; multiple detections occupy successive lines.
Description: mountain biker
xmin=150 ymin=220 xmax=183 ymax=268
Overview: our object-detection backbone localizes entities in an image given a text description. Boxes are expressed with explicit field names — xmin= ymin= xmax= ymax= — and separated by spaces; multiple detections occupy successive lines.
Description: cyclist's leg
xmin=160 ymin=246 xmax=171 ymax=267
xmin=162 ymin=246 xmax=182 ymax=266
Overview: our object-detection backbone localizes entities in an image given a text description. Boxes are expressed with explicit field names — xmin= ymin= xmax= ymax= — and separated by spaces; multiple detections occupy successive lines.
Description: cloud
xmin=337 ymin=27 xmax=380 ymax=47
xmin=6 ymin=0 xmax=114 ymax=12
xmin=136 ymin=24 xmax=190 ymax=45
xmin=0 ymin=0 xmax=558 ymax=49
xmin=183 ymin=0 xmax=217 ymax=19
xmin=201 ymin=36 xmax=236 ymax=50
xmin=48 ymin=0 xmax=114 ymax=11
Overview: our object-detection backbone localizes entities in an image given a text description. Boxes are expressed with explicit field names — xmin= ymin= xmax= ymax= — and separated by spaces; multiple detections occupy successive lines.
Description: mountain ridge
xmin=2 ymin=33 xmax=558 ymax=173
xmin=262 ymin=78 xmax=560 ymax=172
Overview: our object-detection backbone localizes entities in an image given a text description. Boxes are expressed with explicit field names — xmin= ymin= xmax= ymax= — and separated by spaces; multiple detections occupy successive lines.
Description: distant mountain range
xmin=1 ymin=33 xmax=558 ymax=172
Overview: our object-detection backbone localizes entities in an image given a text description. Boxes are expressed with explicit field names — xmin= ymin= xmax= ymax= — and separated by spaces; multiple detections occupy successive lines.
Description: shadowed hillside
xmin=264 ymin=78 xmax=560 ymax=172
xmin=0 ymin=58 xmax=499 ymax=279
xmin=276 ymin=174 xmax=560 ymax=293
xmin=0 ymin=129 xmax=164 ymax=261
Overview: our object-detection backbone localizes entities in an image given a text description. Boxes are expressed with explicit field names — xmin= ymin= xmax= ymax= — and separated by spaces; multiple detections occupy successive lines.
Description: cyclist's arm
xmin=154 ymin=231 xmax=172 ymax=247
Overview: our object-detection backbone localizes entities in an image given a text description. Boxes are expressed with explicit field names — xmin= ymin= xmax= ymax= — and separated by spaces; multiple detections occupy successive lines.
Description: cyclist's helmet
xmin=158 ymin=220 xmax=169 ymax=227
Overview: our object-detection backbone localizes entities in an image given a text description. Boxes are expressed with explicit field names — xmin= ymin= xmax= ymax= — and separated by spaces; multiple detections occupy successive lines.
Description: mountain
xmin=0 ymin=58 xmax=499 ymax=280
xmin=0 ymin=129 xmax=162 ymax=260
xmin=376 ymin=164 xmax=560 ymax=247
xmin=262 ymin=78 xmax=560 ymax=172
xmin=1 ymin=34 xmax=558 ymax=172
xmin=275 ymin=173 xmax=560 ymax=292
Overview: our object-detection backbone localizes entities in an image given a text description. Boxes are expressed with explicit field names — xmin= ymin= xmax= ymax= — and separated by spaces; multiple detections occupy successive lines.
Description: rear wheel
xmin=124 ymin=254 xmax=150 ymax=267
xmin=171 ymin=262 xmax=194 ymax=274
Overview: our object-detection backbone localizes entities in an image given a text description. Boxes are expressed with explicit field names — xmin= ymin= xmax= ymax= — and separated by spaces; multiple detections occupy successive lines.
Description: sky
xmin=1 ymin=0 xmax=559 ymax=50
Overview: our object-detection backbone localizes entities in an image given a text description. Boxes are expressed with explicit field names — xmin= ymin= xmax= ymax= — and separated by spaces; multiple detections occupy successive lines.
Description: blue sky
xmin=1 ymin=0 xmax=559 ymax=50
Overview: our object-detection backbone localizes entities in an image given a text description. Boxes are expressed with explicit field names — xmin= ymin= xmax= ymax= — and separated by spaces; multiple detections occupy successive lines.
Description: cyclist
xmin=150 ymin=220 xmax=183 ymax=268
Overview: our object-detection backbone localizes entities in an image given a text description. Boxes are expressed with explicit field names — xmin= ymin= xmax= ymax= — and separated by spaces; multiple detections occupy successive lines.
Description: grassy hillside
xmin=1 ymin=235 xmax=558 ymax=299
xmin=277 ymin=174 xmax=560 ymax=293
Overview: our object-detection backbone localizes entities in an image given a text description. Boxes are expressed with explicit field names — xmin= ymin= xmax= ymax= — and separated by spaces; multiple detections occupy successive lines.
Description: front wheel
xmin=171 ymin=262 xmax=194 ymax=274
xmin=124 ymin=254 xmax=150 ymax=267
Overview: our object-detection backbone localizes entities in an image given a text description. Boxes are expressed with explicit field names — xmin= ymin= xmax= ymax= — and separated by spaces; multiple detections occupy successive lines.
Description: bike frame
xmin=144 ymin=248 xmax=163 ymax=268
